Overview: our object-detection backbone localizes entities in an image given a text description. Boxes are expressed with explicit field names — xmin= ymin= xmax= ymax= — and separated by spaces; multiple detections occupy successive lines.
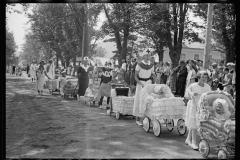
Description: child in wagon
xmin=85 ymin=79 xmax=98 ymax=99
xmin=150 ymin=85 xmax=175 ymax=99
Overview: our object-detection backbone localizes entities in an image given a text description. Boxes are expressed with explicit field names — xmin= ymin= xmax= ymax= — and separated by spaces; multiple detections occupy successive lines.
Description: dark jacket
xmin=177 ymin=65 xmax=188 ymax=79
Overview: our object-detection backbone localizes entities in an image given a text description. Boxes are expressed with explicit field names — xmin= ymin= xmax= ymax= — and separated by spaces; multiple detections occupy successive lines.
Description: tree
xmin=6 ymin=27 xmax=18 ymax=66
xmin=102 ymin=3 xmax=140 ymax=67
xmin=92 ymin=46 xmax=107 ymax=57
xmin=192 ymin=3 xmax=236 ymax=63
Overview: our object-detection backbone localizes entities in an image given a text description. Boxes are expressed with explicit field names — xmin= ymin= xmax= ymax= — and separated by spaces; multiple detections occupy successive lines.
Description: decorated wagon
xmin=196 ymin=91 xmax=235 ymax=159
xmin=139 ymin=84 xmax=187 ymax=137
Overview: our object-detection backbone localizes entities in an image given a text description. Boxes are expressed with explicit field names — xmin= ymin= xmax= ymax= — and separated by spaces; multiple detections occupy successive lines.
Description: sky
xmin=6 ymin=4 xmax=204 ymax=58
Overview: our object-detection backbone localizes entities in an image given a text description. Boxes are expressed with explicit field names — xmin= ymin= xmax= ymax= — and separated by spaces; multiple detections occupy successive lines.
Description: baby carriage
xmin=139 ymin=84 xmax=187 ymax=137
xmin=63 ymin=81 xmax=78 ymax=99
xmin=197 ymin=90 xmax=235 ymax=159
xmin=109 ymin=84 xmax=134 ymax=120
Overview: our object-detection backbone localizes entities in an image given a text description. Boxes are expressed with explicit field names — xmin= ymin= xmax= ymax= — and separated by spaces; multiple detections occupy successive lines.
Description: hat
xmin=83 ymin=56 xmax=89 ymax=61
xmin=39 ymin=60 xmax=45 ymax=64
xmin=226 ymin=62 xmax=234 ymax=66
xmin=212 ymin=62 xmax=217 ymax=66
xmin=154 ymin=86 xmax=162 ymax=93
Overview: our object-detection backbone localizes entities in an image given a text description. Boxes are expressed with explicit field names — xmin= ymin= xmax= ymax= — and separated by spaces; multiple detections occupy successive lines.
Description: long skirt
xmin=130 ymin=71 xmax=136 ymax=86
xmin=31 ymin=70 xmax=36 ymax=79
xmin=185 ymin=97 xmax=199 ymax=130
xmin=99 ymin=82 xmax=111 ymax=97
xmin=124 ymin=71 xmax=130 ymax=85
xmin=78 ymin=76 xmax=89 ymax=96
xmin=36 ymin=77 xmax=45 ymax=91
xmin=132 ymin=80 xmax=152 ymax=117
xmin=161 ymin=74 xmax=168 ymax=84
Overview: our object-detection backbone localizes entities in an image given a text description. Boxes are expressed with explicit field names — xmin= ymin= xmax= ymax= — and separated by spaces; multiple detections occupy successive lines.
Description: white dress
xmin=132 ymin=61 xmax=154 ymax=117
xmin=47 ymin=63 xmax=55 ymax=79
xmin=185 ymin=83 xmax=211 ymax=129
xmin=36 ymin=68 xmax=46 ymax=91
xmin=30 ymin=63 xmax=38 ymax=79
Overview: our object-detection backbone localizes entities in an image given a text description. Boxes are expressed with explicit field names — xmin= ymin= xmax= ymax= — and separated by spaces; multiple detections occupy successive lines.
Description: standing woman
xmin=155 ymin=61 xmax=163 ymax=84
xmin=98 ymin=67 xmax=112 ymax=109
xmin=161 ymin=62 xmax=170 ymax=84
xmin=185 ymin=60 xmax=197 ymax=89
xmin=185 ymin=71 xmax=211 ymax=150
xmin=77 ymin=57 xmax=90 ymax=101
xmin=36 ymin=60 xmax=51 ymax=95
xmin=30 ymin=60 xmax=38 ymax=82
xmin=133 ymin=51 xmax=156 ymax=126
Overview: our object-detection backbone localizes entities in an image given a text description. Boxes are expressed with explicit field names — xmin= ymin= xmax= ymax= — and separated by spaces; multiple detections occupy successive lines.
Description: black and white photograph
xmin=5 ymin=3 xmax=235 ymax=159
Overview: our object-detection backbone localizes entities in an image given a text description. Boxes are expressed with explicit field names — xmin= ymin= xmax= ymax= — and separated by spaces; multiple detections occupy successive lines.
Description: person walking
xmin=98 ymin=67 xmax=112 ymax=109
xmin=36 ymin=60 xmax=51 ymax=95
xmin=12 ymin=65 xmax=16 ymax=75
xmin=77 ymin=57 xmax=90 ymax=101
xmin=175 ymin=60 xmax=188 ymax=97
xmin=30 ymin=60 xmax=38 ymax=82
xmin=26 ymin=64 xmax=30 ymax=75
xmin=185 ymin=71 xmax=212 ymax=150
xmin=46 ymin=59 xmax=55 ymax=79
xmin=133 ymin=50 xmax=156 ymax=126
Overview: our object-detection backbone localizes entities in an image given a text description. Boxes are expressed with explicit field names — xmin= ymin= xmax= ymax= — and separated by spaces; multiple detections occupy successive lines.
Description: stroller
xmin=197 ymin=90 xmax=235 ymax=159
xmin=140 ymin=84 xmax=187 ymax=137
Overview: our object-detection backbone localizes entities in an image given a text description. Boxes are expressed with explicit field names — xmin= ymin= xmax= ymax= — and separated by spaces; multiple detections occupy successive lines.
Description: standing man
xmin=175 ymin=60 xmax=188 ymax=97
xmin=30 ymin=60 xmax=38 ymax=82
xmin=26 ymin=64 xmax=30 ymax=75
xmin=12 ymin=64 xmax=16 ymax=75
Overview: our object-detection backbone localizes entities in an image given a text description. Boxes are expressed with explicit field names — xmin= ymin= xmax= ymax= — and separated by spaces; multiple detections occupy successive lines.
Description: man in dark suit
xmin=175 ymin=60 xmax=188 ymax=97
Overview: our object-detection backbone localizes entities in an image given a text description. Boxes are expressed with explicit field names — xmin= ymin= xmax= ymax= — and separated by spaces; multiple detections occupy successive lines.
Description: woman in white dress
xmin=36 ymin=60 xmax=51 ymax=95
xmin=185 ymin=60 xmax=197 ymax=89
xmin=133 ymin=51 xmax=156 ymax=126
xmin=30 ymin=60 xmax=38 ymax=82
xmin=185 ymin=71 xmax=211 ymax=150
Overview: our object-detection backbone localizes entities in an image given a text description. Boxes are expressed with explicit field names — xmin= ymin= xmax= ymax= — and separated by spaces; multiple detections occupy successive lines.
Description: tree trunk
xmin=156 ymin=48 xmax=164 ymax=62
xmin=169 ymin=48 xmax=181 ymax=67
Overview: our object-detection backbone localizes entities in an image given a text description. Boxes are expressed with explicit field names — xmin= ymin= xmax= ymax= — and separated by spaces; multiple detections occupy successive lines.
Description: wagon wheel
xmin=177 ymin=119 xmax=187 ymax=136
xmin=199 ymin=139 xmax=210 ymax=158
xmin=217 ymin=149 xmax=227 ymax=159
xmin=166 ymin=119 xmax=174 ymax=132
xmin=153 ymin=120 xmax=161 ymax=137
xmin=143 ymin=117 xmax=151 ymax=133
xmin=116 ymin=112 xmax=120 ymax=120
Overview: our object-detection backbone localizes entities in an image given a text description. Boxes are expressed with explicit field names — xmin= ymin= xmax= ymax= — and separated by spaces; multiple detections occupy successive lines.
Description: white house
xmin=161 ymin=44 xmax=222 ymax=65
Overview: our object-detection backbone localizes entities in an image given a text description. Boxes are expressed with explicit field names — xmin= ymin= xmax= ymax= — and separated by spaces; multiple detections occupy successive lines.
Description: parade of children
xmin=12 ymin=51 xmax=235 ymax=155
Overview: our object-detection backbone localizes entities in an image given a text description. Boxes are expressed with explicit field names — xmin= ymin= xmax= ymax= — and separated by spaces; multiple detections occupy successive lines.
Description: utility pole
xmin=203 ymin=3 xmax=213 ymax=69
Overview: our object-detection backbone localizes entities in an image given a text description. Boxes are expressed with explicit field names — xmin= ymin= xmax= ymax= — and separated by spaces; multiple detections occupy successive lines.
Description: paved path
xmin=6 ymin=72 xmax=220 ymax=159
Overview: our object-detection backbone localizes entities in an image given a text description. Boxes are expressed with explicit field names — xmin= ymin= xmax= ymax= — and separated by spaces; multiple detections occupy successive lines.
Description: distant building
xmin=162 ymin=44 xmax=222 ymax=66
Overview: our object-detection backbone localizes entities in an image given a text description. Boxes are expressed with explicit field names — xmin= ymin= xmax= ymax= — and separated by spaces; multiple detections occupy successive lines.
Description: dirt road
xmin=6 ymin=72 xmax=219 ymax=159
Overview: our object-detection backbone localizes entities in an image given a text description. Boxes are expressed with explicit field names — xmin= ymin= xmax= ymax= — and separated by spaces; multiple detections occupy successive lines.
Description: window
xmin=180 ymin=53 xmax=186 ymax=60
xmin=194 ymin=54 xmax=199 ymax=60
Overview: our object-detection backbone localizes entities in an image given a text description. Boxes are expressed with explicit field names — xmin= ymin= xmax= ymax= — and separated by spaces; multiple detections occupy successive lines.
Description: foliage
xmin=192 ymin=3 xmax=236 ymax=63
xmin=92 ymin=46 xmax=107 ymax=57
xmin=6 ymin=27 xmax=18 ymax=66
